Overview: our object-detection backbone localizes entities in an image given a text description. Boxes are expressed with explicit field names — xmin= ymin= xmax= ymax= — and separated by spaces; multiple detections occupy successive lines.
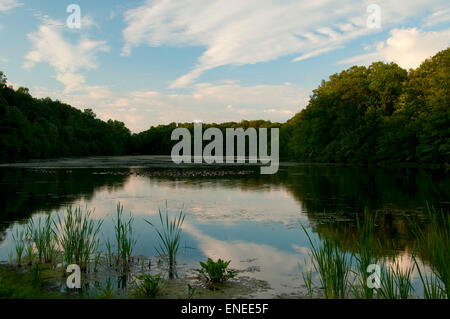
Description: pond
xmin=0 ymin=156 xmax=449 ymax=298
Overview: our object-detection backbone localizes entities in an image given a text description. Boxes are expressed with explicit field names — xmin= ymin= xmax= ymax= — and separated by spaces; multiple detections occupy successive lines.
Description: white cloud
xmin=340 ymin=28 xmax=450 ymax=69
xmin=24 ymin=21 xmax=109 ymax=92
xmin=293 ymin=46 xmax=342 ymax=62
xmin=0 ymin=0 xmax=21 ymax=12
xmin=121 ymin=0 xmax=448 ymax=87
xmin=423 ymin=8 xmax=450 ymax=27
xmin=32 ymin=82 xmax=311 ymax=132
xmin=80 ymin=15 xmax=99 ymax=29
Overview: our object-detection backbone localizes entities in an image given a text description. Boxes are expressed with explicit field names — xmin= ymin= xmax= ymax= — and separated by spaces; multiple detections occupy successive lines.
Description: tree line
xmin=0 ymin=47 xmax=448 ymax=164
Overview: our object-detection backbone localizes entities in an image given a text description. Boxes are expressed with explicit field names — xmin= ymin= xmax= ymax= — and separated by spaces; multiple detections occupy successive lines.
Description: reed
xmin=96 ymin=279 xmax=115 ymax=299
xmin=114 ymin=203 xmax=137 ymax=272
xmin=302 ymin=225 xmax=352 ymax=299
xmin=413 ymin=256 xmax=446 ymax=299
xmin=133 ymin=273 xmax=163 ymax=299
xmin=25 ymin=243 xmax=35 ymax=266
xmin=301 ymin=267 xmax=314 ymax=298
xmin=55 ymin=206 xmax=103 ymax=272
xmin=27 ymin=215 xmax=57 ymax=264
xmin=12 ymin=228 xmax=25 ymax=266
xmin=408 ymin=204 xmax=449 ymax=298
xmin=145 ymin=203 xmax=185 ymax=272
xmin=105 ymin=239 xmax=114 ymax=267
xmin=378 ymin=255 xmax=414 ymax=299
xmin=352 ymin=209 xmax=380 ymax=299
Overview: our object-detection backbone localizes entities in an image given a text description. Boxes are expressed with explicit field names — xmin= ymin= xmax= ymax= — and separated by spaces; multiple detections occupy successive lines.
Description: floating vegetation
xmin=91 ymin=169 xmax=255 ymax=178
xmin=139 ymin=170 xmax=255 ymax=177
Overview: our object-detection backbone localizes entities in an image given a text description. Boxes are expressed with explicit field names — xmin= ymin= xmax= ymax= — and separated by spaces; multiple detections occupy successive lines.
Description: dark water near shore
xmin=0 ymin=156 xmax=449 ymax=297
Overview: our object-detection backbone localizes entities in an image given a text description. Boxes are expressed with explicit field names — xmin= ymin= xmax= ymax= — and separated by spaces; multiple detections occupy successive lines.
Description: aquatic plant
xmin=12 ymin=228 xmax=25 ymax=266
xmin=105 ymin=239 xmax=114 ymax=267
xmin=114 ymin=203 xmax=137 ymax=272
xmin=414 ymin=256 xmax=446 ymax=299
xmin=27 ymin=215 xmax=57 ymax=264
xmin=25 ymin=243 xmax=35 ymax=266
xmin=352 ymin=209 xmax=380 ymax=299
xmin=302 ymin=225 xmax=353 ymax=299
xmin=195 ymin=258 xmax=237 ymax=284
xmin=132 ymin=273 xmax=163 ymax=299
xmin=55 ymin=206 xmax=103 ymax=272
xmin=408 ymin=204 xmax=449 ymax=298
xmin=301 ymin=267 xmax=314 ymax=298
xmin=94 ymin=252 xmax=101 ymax=272
xmin=145 ymin=203 xmax=185 ymax=272
xmin=30 ymin=263 xmax=42 ymax=287
xmin=95 ymin=279 xmax=115 ymax=299
xmin=378 ymin=253 xmax=414 ymax=299
xmin=187 ymin=283 xmax=197 ymax=299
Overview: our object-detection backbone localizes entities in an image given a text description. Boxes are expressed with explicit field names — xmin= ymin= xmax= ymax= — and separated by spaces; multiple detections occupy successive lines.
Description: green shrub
xmin=195 ymin=258 xmax=237 ymax=284
xmin=132 ymin=273 xmax=163 ymax=299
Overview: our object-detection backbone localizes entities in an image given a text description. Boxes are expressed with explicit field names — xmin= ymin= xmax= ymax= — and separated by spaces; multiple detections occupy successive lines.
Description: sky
xmin=0 ymin=0 xmax=449 ymax=133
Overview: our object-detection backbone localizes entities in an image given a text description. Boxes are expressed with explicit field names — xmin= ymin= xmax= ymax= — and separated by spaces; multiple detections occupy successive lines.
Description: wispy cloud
xmin=0 ymin=0 xmax=21 ymax=12
xmin=339 ymin=28 xmax=450 ymax=69
xmin=121 ymin=0 xmax=448 ymax=88
xmin=23 ymin=18 xmax=109 ymax=92
xmin=423 ymin=8 xmax=450 ymax=27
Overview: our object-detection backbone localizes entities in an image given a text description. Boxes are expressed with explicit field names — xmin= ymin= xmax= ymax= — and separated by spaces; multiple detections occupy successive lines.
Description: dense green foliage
xmin=283 ymin=47 xmax=449 ymax=164
xmin=129 ymin=120 xmax=281 ymax=156
xmin=1 ymin=47 xmax=448 ymax=164
xmin=0 ymin=72 xmax=131 ymax=162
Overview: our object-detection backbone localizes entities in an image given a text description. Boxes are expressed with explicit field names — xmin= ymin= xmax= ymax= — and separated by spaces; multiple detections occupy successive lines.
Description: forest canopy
xmin=0 ymin=47 xmax=448 ymax=164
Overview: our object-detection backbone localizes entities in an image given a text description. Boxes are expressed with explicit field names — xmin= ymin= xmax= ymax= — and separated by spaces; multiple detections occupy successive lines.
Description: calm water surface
xmin=0 ymin=156 xmax=448 ymax=297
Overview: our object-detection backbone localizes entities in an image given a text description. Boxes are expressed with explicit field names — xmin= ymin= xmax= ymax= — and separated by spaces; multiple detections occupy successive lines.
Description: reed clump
xmin=113 ymin=203 xmax=137 ymax=272
xmin=408 ymin=204 xmax=449 ymax=298
xmin=301 ymin=204 xmax=448 ymax=299
xmin=302 ymin=225 xmax=353 ymax=299
xmin=12 ymin=228 xmax=25 ymax=266
xmin=27 ymin=215 xmax=58 ymax=264
xmin=145 ymin=203 xmax=185 ymax=274
xmin=55 ymin=206 xmax=103 ymax=272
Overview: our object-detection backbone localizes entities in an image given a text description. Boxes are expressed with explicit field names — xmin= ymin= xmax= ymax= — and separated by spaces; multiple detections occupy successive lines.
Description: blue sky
xmin=0 ymin=0 xmax=449 ymax=132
